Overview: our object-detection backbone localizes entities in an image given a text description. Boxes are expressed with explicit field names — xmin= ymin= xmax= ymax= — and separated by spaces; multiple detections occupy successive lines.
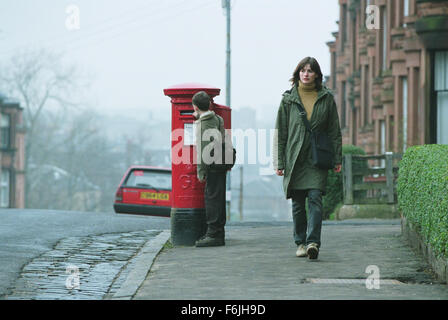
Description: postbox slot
xmin=179 ymin=110 xmax=194 ymax=116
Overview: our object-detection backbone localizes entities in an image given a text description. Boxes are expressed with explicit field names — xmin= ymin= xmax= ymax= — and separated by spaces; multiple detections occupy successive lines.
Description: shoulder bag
xmin=296 ymin=104 xmax=334 ymax=170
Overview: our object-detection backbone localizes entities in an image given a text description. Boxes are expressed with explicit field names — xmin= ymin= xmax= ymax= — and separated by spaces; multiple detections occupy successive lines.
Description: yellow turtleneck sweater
xmin=298 ymin=81 xmax=318 ymax=120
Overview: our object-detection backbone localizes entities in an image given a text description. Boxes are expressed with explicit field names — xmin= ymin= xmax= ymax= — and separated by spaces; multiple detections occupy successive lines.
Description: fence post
xmin=344 ymin=154 xmax=354 ymax=205
xmin=385 ymin=152 xmax=394 ymax=204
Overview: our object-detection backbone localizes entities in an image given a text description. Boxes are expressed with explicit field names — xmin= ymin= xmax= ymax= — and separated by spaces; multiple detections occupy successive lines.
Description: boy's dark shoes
xmin=195 ymin=236 xmax=225 ymax=247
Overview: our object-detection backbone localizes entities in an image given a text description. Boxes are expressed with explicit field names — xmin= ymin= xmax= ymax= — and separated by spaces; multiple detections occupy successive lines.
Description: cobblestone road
xmin=6 ymin=230 xmax=161 ymax=300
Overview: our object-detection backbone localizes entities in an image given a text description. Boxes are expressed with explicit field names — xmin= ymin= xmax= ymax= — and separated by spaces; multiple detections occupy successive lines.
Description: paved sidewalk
xmin=129 ymin=220 xmax=448 ymax=300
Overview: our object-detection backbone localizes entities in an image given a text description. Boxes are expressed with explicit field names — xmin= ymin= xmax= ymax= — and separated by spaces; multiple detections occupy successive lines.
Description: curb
xmin=110 ymin=230 xmax=171 ymax=300
xmin=401 ymin=217 xmax=448 ymax=285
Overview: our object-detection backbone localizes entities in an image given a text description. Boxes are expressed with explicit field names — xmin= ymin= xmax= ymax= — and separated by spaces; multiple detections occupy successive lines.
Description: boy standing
xmin=192 ymin=91 xmax=227 ymax=247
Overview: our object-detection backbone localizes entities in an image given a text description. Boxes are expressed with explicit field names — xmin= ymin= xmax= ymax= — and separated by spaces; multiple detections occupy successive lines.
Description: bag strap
xmin=284 ymin=88 xmax=312 ymax=133
xmin=296 ymin=104 xmax=313 ymax=133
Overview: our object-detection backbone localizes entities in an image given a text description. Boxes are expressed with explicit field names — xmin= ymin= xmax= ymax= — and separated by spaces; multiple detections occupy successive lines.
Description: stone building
xmin=327 ymin=0 xmax=448 ymax=154
xmin=0 ymin=94 xmax=25 ymax=208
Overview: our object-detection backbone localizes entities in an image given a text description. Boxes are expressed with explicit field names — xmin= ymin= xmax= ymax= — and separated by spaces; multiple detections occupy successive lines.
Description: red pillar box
xmin=164 ymin=83 xmax=231 ymax=246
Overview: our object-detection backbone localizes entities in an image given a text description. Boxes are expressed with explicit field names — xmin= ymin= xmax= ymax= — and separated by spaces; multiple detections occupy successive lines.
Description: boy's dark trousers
xmin=204 ymin=169 xmax=227 ymax=239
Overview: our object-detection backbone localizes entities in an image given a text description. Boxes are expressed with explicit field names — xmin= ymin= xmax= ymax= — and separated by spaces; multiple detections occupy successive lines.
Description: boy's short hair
xmin=192 ymin=91 xmax=211 ymax=111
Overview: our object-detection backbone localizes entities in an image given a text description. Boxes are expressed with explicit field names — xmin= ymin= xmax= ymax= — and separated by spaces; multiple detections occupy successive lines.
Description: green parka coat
xmin=273 ymin=84 xmax=342 ymax=199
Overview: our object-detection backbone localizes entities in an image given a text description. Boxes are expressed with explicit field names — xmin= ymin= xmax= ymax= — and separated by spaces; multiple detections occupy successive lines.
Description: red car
xmin=113 ymin=166 xmax=171 ymax=217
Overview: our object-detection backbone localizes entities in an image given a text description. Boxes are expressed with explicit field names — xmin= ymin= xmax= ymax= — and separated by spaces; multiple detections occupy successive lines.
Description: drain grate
xmin=306 ymin=278 xmax=404 ymax=285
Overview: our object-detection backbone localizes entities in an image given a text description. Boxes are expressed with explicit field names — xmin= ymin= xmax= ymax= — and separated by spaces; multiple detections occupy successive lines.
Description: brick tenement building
xmin=0 ymin=94 xmax=25 ymax=208
xmin=327 ymin=0 xmax=448 ymax=154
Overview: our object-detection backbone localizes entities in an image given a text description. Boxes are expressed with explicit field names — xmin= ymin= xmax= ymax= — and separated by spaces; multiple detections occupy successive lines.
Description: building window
xmin=402 ymin=77 xmax=408 ymax=151
xmin=435 ymin=51 xmax=448 ymax=145
xmin=379 ymin=119 xmax=386 ymax=167
xmin=380 ymin=120 xmax=386 ymax=154
xmin=341 ymin=81 xmax=347 ymax=128
xmin=0 ymin=170 xmax=10 ymax=208
xmin=403 ymin=0 xmax=410 ymax=27
xmin=364 ymin=65 xmax=370 ymax=125
xmin=1 ymin=114 xmax=10 ymax=149
xmin=382 ymin=8 xmax=388 ymax=71
xmin=331 ymin=52 xmax=336 ymax=90
xmin=352 ymin=15 xmax=357 ymax=69
xmin=403 ymin=0 xmax=409 ymax=17
xmin=343 ymin=4 xmax=348 ymax=43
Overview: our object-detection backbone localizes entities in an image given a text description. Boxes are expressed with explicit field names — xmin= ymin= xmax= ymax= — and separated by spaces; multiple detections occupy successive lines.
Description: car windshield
xmin=124 ymin=170 xmax=171 ymax=190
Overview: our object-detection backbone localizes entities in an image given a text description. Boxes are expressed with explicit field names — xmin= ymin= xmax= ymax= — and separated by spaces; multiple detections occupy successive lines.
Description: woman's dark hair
xmin=192 ymin=91 xmax=211 ymax=111
xmin=290 ymin=57 xmax=323 ymax=90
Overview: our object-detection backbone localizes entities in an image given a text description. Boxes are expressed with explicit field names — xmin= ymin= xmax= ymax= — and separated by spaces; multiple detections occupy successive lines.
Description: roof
xmin=0 ymin=93 xmax=22 ymax=109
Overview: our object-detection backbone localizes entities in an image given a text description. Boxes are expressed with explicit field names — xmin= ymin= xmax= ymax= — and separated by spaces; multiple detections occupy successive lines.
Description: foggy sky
xmin=0 ymin=0 xmax=339 ymax=122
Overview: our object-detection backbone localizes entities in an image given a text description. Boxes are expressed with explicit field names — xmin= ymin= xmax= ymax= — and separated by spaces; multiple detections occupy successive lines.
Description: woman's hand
xmin=275 ymin=169 xmax=284 ymax=176
xmin=333 ymin=164 xmax=342 ymax=173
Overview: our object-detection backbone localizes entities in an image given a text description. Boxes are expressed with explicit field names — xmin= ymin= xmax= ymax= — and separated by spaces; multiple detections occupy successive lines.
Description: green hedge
xmin=323 ymin=144 xmax=366 ymax=219
xmin=397 ymin=144 xmax=448 ymax=258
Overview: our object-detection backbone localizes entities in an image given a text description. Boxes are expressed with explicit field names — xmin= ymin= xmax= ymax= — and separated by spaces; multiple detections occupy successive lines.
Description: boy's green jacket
xmin=273 ymin=84 xmax=342 ymax=199
xmin=194 ymin=111 xmax=225 ymax=181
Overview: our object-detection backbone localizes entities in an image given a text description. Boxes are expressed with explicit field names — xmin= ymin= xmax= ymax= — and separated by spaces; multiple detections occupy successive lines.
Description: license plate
xmin=140 ymin=192 xmax=169 ymax=201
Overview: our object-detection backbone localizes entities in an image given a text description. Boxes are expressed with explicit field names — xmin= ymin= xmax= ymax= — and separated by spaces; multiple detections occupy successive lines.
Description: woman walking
xmin=273 ymin=57 xmax=342 ymax=260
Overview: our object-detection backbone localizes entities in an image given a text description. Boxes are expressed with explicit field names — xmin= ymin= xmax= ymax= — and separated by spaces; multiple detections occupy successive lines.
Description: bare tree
xmin=0 ymin=49 xmax=89 ymax=207
xmin=26 ymin=108 xmax=123 ymax=212
xmin=61 ymin=110 xmax=99 ymax=209
xmin=0 ymin=48 xmax=156 ymax=212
